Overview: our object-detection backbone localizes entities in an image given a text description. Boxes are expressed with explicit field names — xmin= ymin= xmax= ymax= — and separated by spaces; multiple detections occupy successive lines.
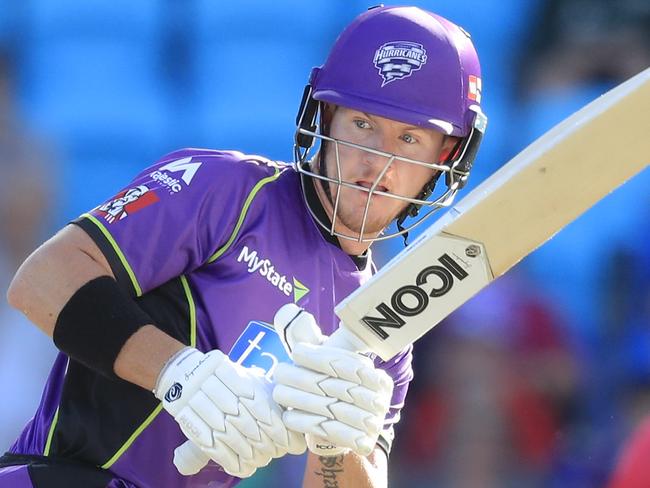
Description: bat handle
xmin=324 ymin=325 xmax=370 ymax=354
xmin=174 ymin=440 xmax=210 ymax=475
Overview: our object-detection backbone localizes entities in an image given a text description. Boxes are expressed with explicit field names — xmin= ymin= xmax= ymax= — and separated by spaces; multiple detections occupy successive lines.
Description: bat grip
xmin=324 ymin=325 xmax=369 ymax=354
xmin=174 ymin=440 xmax=210 ymax=475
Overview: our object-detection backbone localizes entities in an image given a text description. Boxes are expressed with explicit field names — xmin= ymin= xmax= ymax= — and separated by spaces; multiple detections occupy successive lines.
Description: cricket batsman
xmin=1 ymin=5 xmax=486 ymax=487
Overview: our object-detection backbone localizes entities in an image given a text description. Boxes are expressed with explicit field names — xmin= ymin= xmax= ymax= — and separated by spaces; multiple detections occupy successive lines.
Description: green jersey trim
xmin=207 ymin=168 xmax=281 ymax=264
xmin=43 ymin=358 xmax=70 ymax=456
xmin=100 ymin=404 xmax=163 ymax=470
xmin=43 ymin=405 xmax=60 ymax=456
xmin=79 ymin=213 xmax=143 ymax=297
xmin=101 ymin=275 xmax=197 ymax=469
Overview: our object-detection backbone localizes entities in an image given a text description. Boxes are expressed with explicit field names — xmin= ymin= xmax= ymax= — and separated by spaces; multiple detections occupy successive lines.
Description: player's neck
xmin=337 ymin=234 xmax=372 ymax=256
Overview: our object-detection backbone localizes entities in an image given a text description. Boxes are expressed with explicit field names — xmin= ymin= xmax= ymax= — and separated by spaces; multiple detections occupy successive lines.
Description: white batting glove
xmin=272 ymin=305 xmax=393 ymax=457
xmin=272 ymin=305 xmax=347 ymax=457
xmin=154 ymin=347 xmax=306 ymax=478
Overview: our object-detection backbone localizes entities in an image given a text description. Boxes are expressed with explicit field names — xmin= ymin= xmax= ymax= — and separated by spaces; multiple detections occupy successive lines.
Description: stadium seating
xmin=189 ymin=1 xmax=357 ymax=160
xmin=20 ymin=0 xmax=167 ymax=163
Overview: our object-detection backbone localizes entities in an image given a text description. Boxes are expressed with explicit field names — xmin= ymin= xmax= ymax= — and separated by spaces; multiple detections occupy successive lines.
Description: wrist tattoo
xmin=314 ymin=455 xmax=345 ymax=487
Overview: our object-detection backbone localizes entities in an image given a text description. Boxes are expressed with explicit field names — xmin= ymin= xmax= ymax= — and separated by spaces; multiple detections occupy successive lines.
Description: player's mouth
xmin=356 ymin=180 xmax=389 ymax=194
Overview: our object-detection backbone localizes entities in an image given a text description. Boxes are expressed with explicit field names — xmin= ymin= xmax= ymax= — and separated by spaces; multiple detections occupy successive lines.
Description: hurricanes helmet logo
xmin=373 ymin=41 xmax=427 ymax=87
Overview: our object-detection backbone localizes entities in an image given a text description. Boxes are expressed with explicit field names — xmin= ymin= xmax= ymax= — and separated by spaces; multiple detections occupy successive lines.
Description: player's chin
xmin=336 ymin=199 xmax=401 ymax=234
xmin=351 ymin=212 xmax=397 ymax=236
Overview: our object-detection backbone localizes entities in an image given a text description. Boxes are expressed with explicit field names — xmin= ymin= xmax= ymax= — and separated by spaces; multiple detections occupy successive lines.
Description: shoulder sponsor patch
xmin=96 ymin=185 xmax=159 ymax=223
xmin=158 ymin=157 xmax=202 ymax=186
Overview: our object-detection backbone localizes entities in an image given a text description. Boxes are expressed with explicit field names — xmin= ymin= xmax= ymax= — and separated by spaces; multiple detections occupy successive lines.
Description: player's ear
xmin=438 ymin=136 xmax=460 ymax=162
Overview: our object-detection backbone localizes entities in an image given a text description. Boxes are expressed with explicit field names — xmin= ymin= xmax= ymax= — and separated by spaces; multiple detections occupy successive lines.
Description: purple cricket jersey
xmin=6 ymin=149 xmax=413 ymax=487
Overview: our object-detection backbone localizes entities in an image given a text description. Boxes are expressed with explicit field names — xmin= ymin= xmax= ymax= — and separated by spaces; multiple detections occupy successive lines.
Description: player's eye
xmin=353 ymin=119 xmax=372 ymax=130
xmin=401 ymin=133 xmax=418 ymax=144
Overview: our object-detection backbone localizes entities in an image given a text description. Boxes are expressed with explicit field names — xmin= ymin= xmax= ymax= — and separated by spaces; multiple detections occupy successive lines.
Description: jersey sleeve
xmin=73 ymin=149 xmax=283 ymax=296
xmin=375 ymin=344 xmax=414 ymax=457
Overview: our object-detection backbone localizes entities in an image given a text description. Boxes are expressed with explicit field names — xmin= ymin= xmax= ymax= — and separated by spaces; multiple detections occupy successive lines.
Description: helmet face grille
xmin=292 ymin=113 xmax=485 ymax=244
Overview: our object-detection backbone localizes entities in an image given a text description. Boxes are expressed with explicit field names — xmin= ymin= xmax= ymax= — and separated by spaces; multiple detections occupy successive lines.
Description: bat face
xmin=336 ymin=233 xmax=492 ymax=360
xmin=335 ymin=67 xmax=650 ymax=361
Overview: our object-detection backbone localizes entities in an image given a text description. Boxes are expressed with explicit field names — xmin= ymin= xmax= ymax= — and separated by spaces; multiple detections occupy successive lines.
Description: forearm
xmin=7 ymin=224 xmax=184 ymax=391
xmin=303 ymin=449 xmax=388 ymax=488
xmin=50 ymin=277 xmax=185 ymax=390
xmin=114 ymin=324 xmax=185 ymax=390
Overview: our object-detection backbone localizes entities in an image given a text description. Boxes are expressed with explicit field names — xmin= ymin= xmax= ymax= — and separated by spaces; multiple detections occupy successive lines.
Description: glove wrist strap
xmin=153 ymin=346 xmax=196 ymax=396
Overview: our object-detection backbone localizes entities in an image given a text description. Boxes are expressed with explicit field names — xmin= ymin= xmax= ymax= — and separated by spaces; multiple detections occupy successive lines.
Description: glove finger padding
xmin=173 ymin=438 xmax=248 ymax=478
xmin=255 ymin=408 xmax=306 ymax=456
xmin=328 ymin=401 xmax=383 ymax=436
xmin=247 ymin=427 xmax=284 ymax=459
xmin=282 ymin=409 xmax=375 ymax=456
xmin=175 ymin=405 xmax=214 ymax=447
xmin=274 ymin=363 xmax=388 ymax=414
xmin=201 ymin=375 xmax=240 ymax=417
xmin=275 ymin=384 xmax=382 ymax=437
xmin=203 ymin=436 xmax=262 ymax=478
xmin=273 ymin=362 xmax=330 ymax=396
xmin=291 ymin=343 xmax=394 ymax=400
xmin=306 ymin=434 xmax=349 ymax=457
xmin=283 ymin=427 xmax=308 ymax=456
xmin=274 ymin=383 xmax=337 ymax=419
xmin=188 ymin=390 xmax=226 ymax=432
xmin=291 ymin=343 xmax=375 ymax=383
xmin=213 ymin=420 xmax=255 ymax=461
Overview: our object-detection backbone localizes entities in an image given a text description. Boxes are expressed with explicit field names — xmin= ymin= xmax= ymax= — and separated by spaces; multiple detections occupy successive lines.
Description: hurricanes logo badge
xmin=373 ymin=41 xmax=427 ymax=86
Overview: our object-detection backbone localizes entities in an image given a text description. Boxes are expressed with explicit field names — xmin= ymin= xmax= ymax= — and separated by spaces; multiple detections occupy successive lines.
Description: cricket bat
xmin=320 ymin=66 xmax=650 ymax=360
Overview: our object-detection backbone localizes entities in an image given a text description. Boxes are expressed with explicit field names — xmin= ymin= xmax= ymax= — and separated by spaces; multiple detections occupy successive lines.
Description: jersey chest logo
xmin=228 ymin=321 xmax=291 ymax=379
xmin=236 ymin=245 xmax=310 ymax=303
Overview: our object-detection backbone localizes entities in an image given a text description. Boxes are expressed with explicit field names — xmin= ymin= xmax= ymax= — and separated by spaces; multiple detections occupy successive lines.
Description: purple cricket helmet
xmin=311 ymin=5 xmax=483 ymax=137
xmin=294 ymin=5 xmax=488 ymax=244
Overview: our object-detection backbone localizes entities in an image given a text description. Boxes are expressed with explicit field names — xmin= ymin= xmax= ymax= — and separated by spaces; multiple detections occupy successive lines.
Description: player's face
xmin=317 ymin=105 xmax=455 ymax=239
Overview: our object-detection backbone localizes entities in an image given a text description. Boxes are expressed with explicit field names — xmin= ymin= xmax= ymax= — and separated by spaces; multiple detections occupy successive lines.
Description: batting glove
xmin=272 ymin=304 xmax=393 ymax=457
xmin=154 ymin=347 xmax=306 ymax=478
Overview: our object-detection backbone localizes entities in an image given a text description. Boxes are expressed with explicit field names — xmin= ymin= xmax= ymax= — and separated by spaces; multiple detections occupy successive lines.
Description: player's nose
xmin=362 ymin=134 xmax=398 ymax=176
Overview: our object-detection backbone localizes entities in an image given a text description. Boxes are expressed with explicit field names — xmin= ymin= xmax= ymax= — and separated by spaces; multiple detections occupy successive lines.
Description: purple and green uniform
xmin=0 ymin=149 xmax=413 ymax=487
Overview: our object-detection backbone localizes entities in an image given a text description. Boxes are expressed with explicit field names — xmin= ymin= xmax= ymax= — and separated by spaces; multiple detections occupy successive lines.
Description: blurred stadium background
xmin=0 ymin=0 xmax=648 ymax=486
